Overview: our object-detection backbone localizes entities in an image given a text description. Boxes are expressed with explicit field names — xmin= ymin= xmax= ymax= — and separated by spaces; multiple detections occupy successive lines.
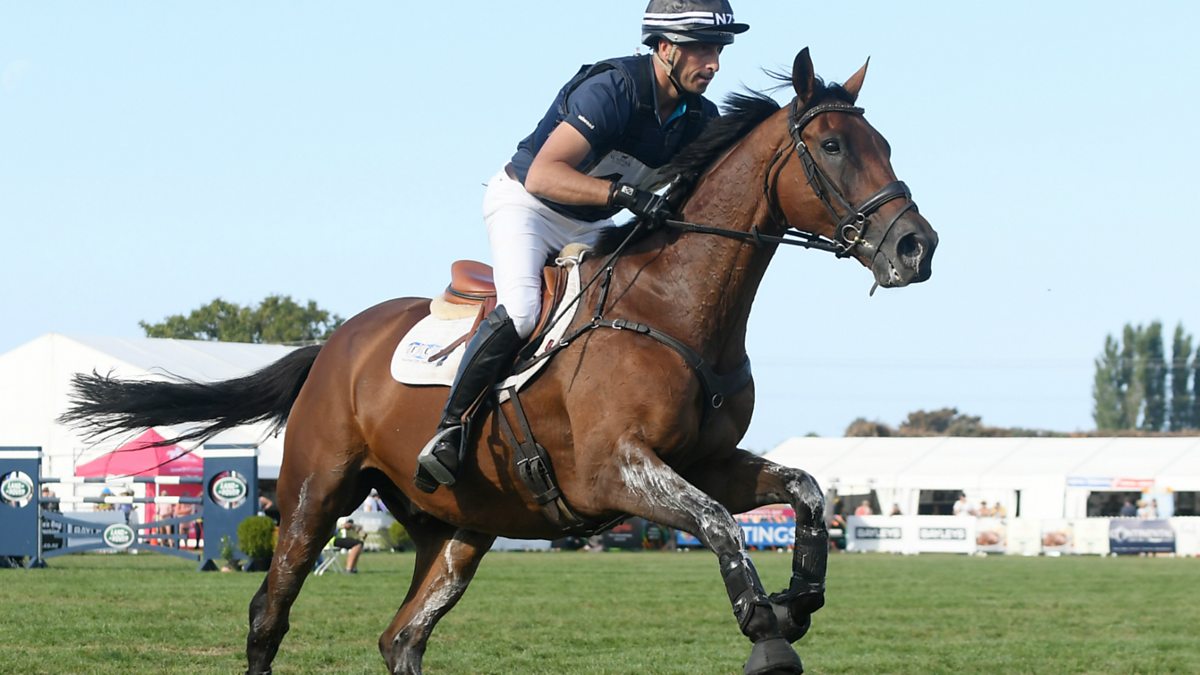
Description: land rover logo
xmin=103 ymin=523 xmax=136 ymax=549
xmin=1 ymin=471 xmax=34 ymax=507
xmin=210 ymin=471 xmax=248 ymax=509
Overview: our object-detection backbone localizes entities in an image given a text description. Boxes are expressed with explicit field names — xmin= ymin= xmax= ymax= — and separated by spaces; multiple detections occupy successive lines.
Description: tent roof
xmin=0 ymin=334 xmax=300 ymax=480
xmin=75 ymin=428 xmax=203 ymax=477
xmin=763 ymin=436 xmax=1200 ymax=491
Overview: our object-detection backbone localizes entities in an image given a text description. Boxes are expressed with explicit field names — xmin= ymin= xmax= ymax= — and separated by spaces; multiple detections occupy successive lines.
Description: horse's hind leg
xmin=245 ymin=440 xmax=364 ymax=674
xmin=593 ymin=439 xmax=802 ymax=675
xmin=378 ymin=516 xmax=494 ymax=675
xmin=686 ymin=449 xmax=827 ymax=643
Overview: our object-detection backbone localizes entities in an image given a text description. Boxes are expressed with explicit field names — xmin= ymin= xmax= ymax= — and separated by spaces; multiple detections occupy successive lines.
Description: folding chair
xmin=313 ymin=539 xmax=347 ymax=576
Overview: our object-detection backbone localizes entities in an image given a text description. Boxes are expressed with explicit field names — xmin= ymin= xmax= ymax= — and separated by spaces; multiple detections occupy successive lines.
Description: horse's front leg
xmin=589 ymin=438 xmax=803 ymax=675
xmin=685 ymin=449 xmax=827 ymax=643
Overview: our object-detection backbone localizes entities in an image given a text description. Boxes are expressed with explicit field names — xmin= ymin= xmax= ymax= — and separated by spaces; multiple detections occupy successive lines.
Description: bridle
xmin=662 ymin=96 xmax=919 ymax=263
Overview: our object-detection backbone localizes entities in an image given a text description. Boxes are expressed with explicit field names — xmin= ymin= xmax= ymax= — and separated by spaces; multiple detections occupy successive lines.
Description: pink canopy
xmin=75 ymin=429 xmax=204 ymax=477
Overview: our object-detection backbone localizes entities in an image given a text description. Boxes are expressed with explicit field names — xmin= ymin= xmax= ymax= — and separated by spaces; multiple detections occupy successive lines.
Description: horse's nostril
xmin=896 ymin=233 xmax=923 ymax=270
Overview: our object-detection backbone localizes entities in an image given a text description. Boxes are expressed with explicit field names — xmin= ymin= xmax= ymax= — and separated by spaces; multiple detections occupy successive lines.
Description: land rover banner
xmin=1109 ymin=518 xmax=1175 ymax=555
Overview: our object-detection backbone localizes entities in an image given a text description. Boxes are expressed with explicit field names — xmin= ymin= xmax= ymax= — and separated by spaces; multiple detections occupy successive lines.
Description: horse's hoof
xmin=744 ymin=636 xmax=802 ymax=675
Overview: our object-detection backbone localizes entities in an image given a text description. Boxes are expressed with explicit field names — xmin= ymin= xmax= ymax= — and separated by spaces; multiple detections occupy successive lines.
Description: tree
xmin=1169 ymin=324 xmax=1194 ymax=431
xmin=140 ymin=295 xmax=344 ymax=344
xmin=845 ymin=418 xmax=893 ymax=437
xmin=1139 ymin=321 xmax=1166 ymax=432
xmin=1093 ymin=335 xmax=1124 ymax=431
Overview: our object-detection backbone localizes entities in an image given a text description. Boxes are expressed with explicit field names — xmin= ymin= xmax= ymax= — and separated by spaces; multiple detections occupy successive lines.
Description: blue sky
xmin=2 ymin=2 xmax=1197 ymax=449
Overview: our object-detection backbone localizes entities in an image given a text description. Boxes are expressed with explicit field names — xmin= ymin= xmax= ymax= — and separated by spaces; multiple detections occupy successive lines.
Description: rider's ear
xmin=842 ymin=58 xmax=870 ymax=103
xmin=792 ymin=48 xmax=817 ymax=106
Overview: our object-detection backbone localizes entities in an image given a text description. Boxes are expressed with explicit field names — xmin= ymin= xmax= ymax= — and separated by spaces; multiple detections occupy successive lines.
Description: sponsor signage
xmin=2 ymin=471 xmax=34 ymax=506
xmin=102 ymin=523 xmax=136 ymax=549
xmin=1109 ymin=518 xmax=1175 ymax=554
xmin=675 ymin=506 xmax=797 ymax=548
xmin=209 ymin=471 xmax=249 ymax=510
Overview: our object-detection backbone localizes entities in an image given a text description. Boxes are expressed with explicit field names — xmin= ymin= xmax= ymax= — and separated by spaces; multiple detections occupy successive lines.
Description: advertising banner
xmin=913 ymin=516 xmax=975 ymax=554
xmin=676 ymin=505 xmax=796 ymax=549
xmin=1109 ymin=518 xmax=1175 ymax=555
xmin=974 ymin=517 xmax=1008 ymax=554
xmin=845 ymin=516 xmax=906 ymax=553
xmin=1041 ymin=519 xmax=1074 ymax=555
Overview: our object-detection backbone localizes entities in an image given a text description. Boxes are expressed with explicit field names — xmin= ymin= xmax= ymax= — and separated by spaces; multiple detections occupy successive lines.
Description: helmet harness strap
xmin=652 ymin=40 xmax=687 ymax=101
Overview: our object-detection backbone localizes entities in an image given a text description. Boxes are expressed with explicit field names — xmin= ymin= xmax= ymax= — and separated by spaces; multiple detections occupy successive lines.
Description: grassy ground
xmin=2 ymin=551 xmax=1196 ymax=674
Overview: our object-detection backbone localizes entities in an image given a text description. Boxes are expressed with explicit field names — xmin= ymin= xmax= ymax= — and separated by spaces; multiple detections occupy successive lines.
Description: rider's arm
xmin=523 ymin=123 xmax=613 ymax=207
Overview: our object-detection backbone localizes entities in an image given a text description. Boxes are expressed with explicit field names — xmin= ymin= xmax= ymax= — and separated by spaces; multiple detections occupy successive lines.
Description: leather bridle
xmin=662 ymin=96 xmax=919 ymax=265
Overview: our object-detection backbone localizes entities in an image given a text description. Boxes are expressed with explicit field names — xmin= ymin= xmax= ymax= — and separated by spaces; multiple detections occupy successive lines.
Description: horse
xmin=62 ymin=48 xmax=937 ymax=675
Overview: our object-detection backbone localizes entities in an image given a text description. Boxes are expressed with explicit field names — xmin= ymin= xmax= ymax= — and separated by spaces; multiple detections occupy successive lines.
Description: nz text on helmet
xmin=641 ymin=0 xmax=750 ymax=46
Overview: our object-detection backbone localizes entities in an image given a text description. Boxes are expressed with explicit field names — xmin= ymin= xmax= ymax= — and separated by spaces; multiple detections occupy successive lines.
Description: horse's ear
xmin=843 ymin=57 xmax=870 ymax=103
xmin=792 ymin=48 xmax=817 ymax=106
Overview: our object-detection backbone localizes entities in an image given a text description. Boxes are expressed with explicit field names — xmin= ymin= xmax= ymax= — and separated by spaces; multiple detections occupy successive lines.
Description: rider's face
xmin=667 ymin=42 xmax=723 ymax=94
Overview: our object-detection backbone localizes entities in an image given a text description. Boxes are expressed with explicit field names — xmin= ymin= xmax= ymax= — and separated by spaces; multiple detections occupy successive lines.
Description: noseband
xmin=782 ymin=98 xmax=917 ymax=259
xmin=662 ymin=96 xmax=918 ymax=261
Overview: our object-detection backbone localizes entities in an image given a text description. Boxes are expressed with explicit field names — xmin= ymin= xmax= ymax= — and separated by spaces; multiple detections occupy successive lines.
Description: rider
xmin=415 ymin=0 xmax=750 ymax=493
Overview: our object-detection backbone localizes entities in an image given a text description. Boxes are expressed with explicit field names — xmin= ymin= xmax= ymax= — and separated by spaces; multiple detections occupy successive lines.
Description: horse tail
xmin=59 ymin=344 xmax=323 ymax=445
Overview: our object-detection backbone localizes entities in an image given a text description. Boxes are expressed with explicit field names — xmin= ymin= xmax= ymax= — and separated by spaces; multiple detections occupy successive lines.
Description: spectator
xmin=1147 ymin=499 xmax=1160 ymax=519
xmin=978 ymin=501 xmax=993 ymax=517
xmin=362 ymin=489 xmax=387 ymax=513
xmin=854 ymin=500 xmax=873 ymax=516
xmin=952 ymin=493 xmax=975 ymax=516
xmin=993 ymin=502 xmax=1007 ymax=518
xmin=259 ymin=494 xmax=280 ymax=525
xmin=1119 ymin=499 xmax=1137 ymax=517
xmin=333 ymin=518 xmax=365 ymax=573
xmin=828 ymin=512 xmax=847 ymax=551
xmin=1136 ymin=499 xmax=1150 ymax=519
xmin=888 ymin=503 xmax=902 ymax=517
xmin=40 ymin=487 xmax=59 ymax=513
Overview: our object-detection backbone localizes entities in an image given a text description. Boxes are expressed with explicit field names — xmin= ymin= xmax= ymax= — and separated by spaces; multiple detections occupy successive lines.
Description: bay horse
xmin=63 ymin=48 xmax=936 ymax=674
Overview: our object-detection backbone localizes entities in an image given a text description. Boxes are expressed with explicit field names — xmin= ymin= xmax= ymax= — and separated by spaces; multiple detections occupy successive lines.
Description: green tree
xmin=140 ymin=295 xmax=344 ymax=344
xmin=1168 ymin=324 xmax=1194 ymax=431
xmin=1093 ymin=335 xmax=1124 ymax=431
xmin=1119 ymin=324 xmax=1144 ymax=428
xmin=1139 ymin=321 xmax=1166 ymax=431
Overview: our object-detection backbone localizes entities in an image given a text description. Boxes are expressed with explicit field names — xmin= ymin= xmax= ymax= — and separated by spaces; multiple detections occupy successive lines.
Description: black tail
xmin=59 ymin=344 xmax=323 ymax=445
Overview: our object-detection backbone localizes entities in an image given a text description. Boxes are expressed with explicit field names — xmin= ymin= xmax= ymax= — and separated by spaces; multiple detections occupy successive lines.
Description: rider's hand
xmin=608 ymin=182 xmax=672 ymax=227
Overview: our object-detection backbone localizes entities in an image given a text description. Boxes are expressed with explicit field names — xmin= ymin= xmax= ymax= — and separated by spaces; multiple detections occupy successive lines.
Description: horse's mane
xmin=592 ymin=74 xmax=853 ymax=255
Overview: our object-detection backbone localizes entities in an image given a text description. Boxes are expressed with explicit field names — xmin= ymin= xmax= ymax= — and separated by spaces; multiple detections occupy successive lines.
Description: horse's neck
xmin=625 ymin=118 xmax=789 ymax=369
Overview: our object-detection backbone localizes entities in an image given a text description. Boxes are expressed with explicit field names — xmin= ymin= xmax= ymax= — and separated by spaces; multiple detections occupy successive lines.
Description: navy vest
xmin=510 ymin=54 xmax=716 ymax=222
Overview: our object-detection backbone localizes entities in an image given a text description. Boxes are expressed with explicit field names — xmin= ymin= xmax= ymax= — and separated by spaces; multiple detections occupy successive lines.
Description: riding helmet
xmin=641 ymin=0 xmax=750 ymax=47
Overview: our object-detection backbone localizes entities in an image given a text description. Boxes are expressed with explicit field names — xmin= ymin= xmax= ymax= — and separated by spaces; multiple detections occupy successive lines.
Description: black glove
xmin=608 ymin=181 xmax=672 ymax=226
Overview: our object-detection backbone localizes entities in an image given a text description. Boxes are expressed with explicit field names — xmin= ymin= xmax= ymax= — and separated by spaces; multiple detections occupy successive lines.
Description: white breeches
xmin=483 ymin=168 xmax=615 ymax=338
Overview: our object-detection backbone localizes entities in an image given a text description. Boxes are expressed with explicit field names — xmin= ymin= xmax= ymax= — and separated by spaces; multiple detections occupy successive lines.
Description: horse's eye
xmin=821 ymin=139 xmax=841 ymax=154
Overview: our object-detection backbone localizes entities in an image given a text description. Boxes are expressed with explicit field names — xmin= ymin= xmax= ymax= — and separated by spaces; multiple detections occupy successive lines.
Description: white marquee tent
xmin=764 ymin=436 xmax=1200 ymax=519
xmin=0 ymin=334 xmax=299 ymax=480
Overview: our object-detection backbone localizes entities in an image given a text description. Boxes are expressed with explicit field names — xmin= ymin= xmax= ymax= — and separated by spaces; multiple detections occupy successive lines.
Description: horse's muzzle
xmin=871 ymin=213 xmax=937 ymax=288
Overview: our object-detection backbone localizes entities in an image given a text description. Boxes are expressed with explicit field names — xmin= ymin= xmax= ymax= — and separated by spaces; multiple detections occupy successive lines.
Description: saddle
xmin=426 ymin=258 xmax=572 ymax=361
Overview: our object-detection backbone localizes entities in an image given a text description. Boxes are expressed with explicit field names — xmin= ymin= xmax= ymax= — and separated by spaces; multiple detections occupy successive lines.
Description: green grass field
xmin=2 ymin=551 xmax=1196 ymax=674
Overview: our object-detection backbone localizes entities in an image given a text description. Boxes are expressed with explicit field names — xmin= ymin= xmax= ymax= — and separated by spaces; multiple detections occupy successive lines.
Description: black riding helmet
xmin=641 ymin=0 xmax=750 ymax=47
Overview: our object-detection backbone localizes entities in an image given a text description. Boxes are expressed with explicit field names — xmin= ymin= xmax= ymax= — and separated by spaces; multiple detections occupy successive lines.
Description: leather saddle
xmin=426 ymin=260 xmax=571 ymax=361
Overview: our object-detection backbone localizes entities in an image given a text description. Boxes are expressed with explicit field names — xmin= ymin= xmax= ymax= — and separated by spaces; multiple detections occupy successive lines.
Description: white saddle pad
xmin=390 ymin=251 xmax=585 ymax=397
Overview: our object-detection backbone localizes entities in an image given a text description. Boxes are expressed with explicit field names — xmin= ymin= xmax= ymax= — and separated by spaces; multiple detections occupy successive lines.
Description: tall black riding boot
xmin=415 ymin=305 xmax=522 ymax=493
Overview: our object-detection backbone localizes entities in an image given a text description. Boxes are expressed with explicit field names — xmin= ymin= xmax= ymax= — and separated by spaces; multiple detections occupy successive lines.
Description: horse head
xmin=773 ymin=48 xmax=938 ymax=289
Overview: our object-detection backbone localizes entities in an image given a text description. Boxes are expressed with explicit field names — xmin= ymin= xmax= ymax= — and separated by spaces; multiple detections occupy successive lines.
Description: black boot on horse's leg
xmin=415 ymin=306 xmax=522 ymax=492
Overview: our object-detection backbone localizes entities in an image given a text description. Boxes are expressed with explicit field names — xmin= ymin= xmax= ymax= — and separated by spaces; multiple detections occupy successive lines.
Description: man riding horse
xmin=416 ymin=0 xmax=751 ymax=492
